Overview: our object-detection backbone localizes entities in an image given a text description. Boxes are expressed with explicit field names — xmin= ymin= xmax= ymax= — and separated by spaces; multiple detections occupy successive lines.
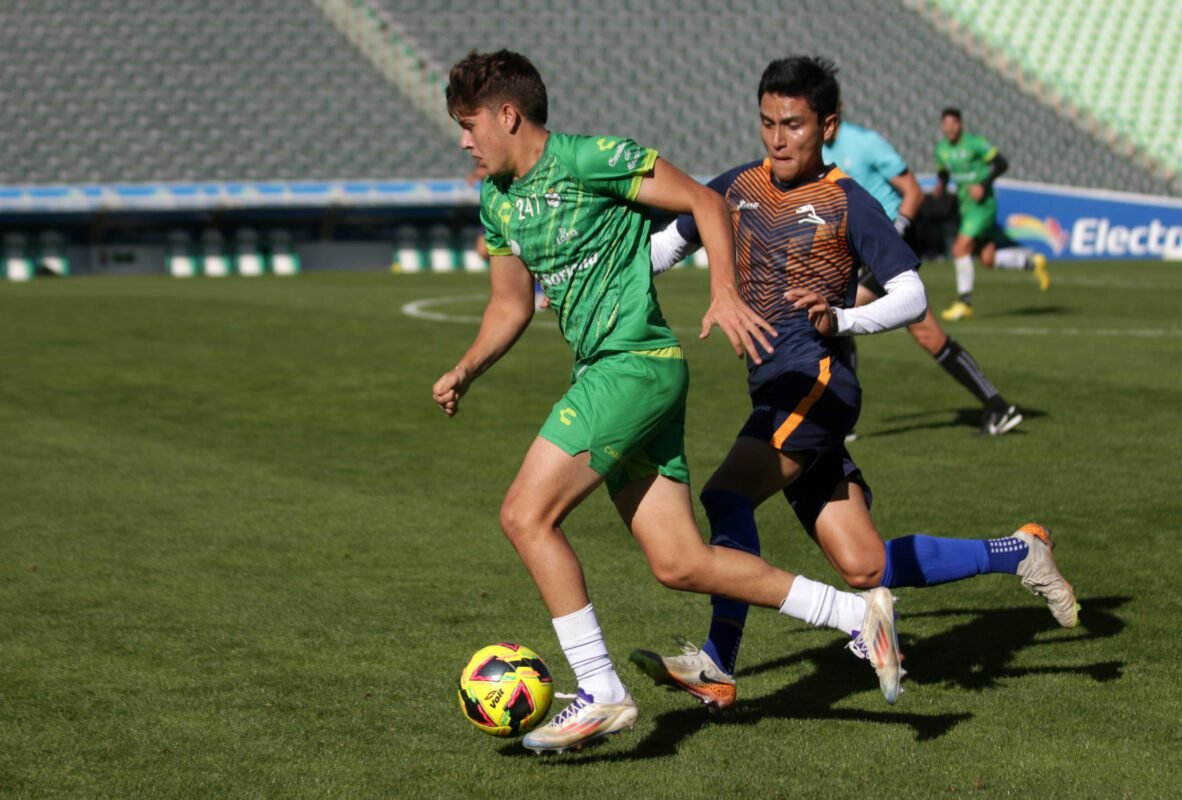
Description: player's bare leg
xmin=501 ymin=438 xmax=639 ymax=753
xmin=906 ymin=309 xmax=949 ymax=355
xmin=615 ymin=474 xmax=792 ymax=607
xmin=626 ymin=441 xmax=905 ymax=705
xmin=978 ymin=240 xmax=997 ymax=269
xmin=499 ymin=437 xmax=603 ymax=617
xmin=813 ymin=480 xmax=886 ymax=590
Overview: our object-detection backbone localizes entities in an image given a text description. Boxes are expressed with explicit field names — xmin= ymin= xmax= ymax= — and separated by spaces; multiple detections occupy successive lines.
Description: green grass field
xmin=2 ymin=261 xmax=1180 ymax=798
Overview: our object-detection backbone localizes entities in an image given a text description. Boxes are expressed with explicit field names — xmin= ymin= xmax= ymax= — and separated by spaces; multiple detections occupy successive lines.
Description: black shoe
xmin=981 ymin=404 xmax=1023 ymax=436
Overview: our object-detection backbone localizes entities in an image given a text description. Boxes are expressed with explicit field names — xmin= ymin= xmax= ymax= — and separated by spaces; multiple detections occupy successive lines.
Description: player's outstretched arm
xmin=785 ymin=271 xmax=926 ymax=337
xmin=888 ymin=170 xmax=923 ymax=235
xmin=635 ymin=159 xmax=775 ymax=363
xmin=432 ymin=254 xmax=535 ymax=417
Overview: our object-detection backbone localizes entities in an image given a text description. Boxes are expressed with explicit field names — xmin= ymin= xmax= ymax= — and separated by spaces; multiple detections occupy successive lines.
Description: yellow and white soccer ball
xmin=457 ymin=643 xmax=554 ymax=737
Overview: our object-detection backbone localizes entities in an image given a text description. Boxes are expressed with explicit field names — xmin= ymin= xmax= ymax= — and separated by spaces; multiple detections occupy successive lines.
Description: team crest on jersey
xmin=544 ymin=190 xmax=561 ymax=208
xmin=497 ymin=201 xmax=513 ymax=224
xmin=796 ymin=204 xmax=826 ymax=226
xmin=596 ymin=138 xmax=617 ymax=151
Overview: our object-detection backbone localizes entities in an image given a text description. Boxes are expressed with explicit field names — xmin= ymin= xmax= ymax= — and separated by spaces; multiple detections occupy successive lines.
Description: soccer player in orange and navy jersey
xmin=630 ymin=56 xmax=1078 ymax=709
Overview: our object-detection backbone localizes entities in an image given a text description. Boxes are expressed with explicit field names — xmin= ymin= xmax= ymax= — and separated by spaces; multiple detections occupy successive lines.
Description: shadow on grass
xmin=896 ymin=595 xmax=1127 ymax=691
xmin=986 ymin=305 xmax=1070 ymax=318
xmin=506 ymin=596 xmax=1128 ymax=763
xmin=861 ymin=406 xmax=1048 ymax=438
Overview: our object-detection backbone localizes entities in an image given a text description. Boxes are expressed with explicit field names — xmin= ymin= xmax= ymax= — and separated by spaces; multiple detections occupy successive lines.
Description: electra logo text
xmin=1069 ymin=217 xmax=1182 ymax=257
xmin=556 ymin=227 xmax=579 ymax=245
xmin=538 ymin=250 xmax=600 ymax=287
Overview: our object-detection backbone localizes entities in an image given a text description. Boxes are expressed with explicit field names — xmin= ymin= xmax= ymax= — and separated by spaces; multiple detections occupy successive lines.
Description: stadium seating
xmin=379 ymin=0 xmax=1175 ymax=195
xmin=917 ymin=0 xmax=1177 ymax=187
xmin=0 ymin=0 xmax=468 ymax=183
xmin=0 ymin=0 xmax=1174 ymax=197
xmin=912 ymin=0 xmax=1181 ymax=189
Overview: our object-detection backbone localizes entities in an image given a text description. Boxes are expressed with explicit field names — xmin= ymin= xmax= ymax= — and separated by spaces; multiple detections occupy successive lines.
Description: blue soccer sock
xmin=699 ymin=490 xmax=760 ymax=675
xmin=882 ymin=534 xmax=991 ymax=588
xmin=984 ymin=535 xmax=1029 ymax=574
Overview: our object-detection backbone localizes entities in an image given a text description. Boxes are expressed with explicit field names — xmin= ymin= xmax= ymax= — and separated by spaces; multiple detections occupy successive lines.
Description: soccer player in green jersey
xmin=433 ymin=50 xmax=906 ymax=753
xmin=934 ymin=108 xmax=1050 ymax=321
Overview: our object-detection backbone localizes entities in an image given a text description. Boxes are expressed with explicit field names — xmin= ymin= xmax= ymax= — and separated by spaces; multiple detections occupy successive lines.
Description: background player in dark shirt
xmin=633 ymin=56 xmax=1078 ymax=710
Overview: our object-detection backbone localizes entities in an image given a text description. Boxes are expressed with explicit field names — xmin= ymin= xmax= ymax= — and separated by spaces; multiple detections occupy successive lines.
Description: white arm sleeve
xmin=832 ymin=270 xmax=927 ymax=336
xmin=649 ymin=221 xmax=700 ymax=275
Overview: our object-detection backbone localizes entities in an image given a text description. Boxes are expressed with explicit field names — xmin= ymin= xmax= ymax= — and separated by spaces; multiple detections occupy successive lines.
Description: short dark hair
xmin=445 ymin=49 xmax=548 ymax=126
xmin=757 ymin=56 xmax=840 ymax=119
xmin=941 ymin=107 xmax=962 ymax=120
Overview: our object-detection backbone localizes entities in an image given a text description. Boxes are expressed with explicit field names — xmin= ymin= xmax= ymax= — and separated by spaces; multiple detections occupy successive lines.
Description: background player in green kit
xmin=935 ymin=108 xmax=1050 ymax=321
xmin=433 ymin=49 xmax=906 ymax=753
xmin=823 ymin=113 xmax=1023 ymax=436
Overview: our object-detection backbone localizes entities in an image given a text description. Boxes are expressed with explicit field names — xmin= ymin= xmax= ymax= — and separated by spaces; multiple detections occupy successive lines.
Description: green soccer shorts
xmin=958 ymin=194 xmax=1002 ymax=241
xmin=539 ymin=348 xmax=690 ymax=497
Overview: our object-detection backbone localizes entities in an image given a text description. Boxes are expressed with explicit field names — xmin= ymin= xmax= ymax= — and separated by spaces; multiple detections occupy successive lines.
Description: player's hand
xmin=968 ymin=183 xmax=986 ymax=202
xmin=700 ymin=287 xmax=776 ymax=364
xmin=433 ymin=366 xmax=473 ymax=417
xmin=784 ymin=288 xmax=837 ymax=336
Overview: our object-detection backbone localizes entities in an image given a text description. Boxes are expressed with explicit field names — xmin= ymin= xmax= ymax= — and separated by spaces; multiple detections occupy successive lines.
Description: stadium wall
xmin=4 ymin=176 xmax=1181 ymax=281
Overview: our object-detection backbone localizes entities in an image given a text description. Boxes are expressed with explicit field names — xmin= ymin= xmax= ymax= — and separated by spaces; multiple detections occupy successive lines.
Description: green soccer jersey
xmin=480 ymin=132 xmax=679 ymax=366
xmin=935 ymin=132 xmax=998 ymax=205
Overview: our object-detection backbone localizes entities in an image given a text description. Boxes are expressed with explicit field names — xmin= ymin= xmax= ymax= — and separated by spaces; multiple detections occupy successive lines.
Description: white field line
xmin=403 ymin=294 xmax=1181 ymax=338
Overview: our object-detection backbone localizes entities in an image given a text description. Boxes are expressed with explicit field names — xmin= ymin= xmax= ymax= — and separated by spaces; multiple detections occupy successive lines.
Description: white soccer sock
xmin=995 ymin=246 xmax=1033 ymax=270
xmin=779 ymin=576 xmax=867 ymax=635
xmin=552 ymin=604 xmax=627 ymax=703
xmin=954 ymin=255 xmax=975 ymax=298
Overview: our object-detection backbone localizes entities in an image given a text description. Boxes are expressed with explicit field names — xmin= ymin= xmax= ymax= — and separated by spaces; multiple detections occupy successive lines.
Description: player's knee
xmin=835 ymin=558 xmax=884 ymax=590
xmin=647 ymin=548 xmax=706 ymax=592
xmin=498 ymin=497 xmax=540 ymax=543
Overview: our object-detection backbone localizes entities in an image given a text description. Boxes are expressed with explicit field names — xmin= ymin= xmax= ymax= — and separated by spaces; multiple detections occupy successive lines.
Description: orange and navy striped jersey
xmin=674 ymin=159 xmax=919 ymax=387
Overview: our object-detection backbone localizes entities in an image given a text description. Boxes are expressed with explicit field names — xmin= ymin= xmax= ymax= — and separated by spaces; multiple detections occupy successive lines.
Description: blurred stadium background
xmin=2 ymin=0 xmax=1180 ymax=279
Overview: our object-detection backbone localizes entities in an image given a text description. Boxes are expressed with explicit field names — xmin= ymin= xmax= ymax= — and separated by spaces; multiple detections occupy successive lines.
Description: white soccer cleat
xmin=847 ymin=587 xmax=905 ymax=704
xmin=522 ymin=688 xmax=638 ymax=754
xmin=629 ymin=638 xmax=737 ymax=709
xmin=981 ymin=404 xmax=1024 ymax=436
xmin=1014 ymin=523 xmax=1079 ymax=628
